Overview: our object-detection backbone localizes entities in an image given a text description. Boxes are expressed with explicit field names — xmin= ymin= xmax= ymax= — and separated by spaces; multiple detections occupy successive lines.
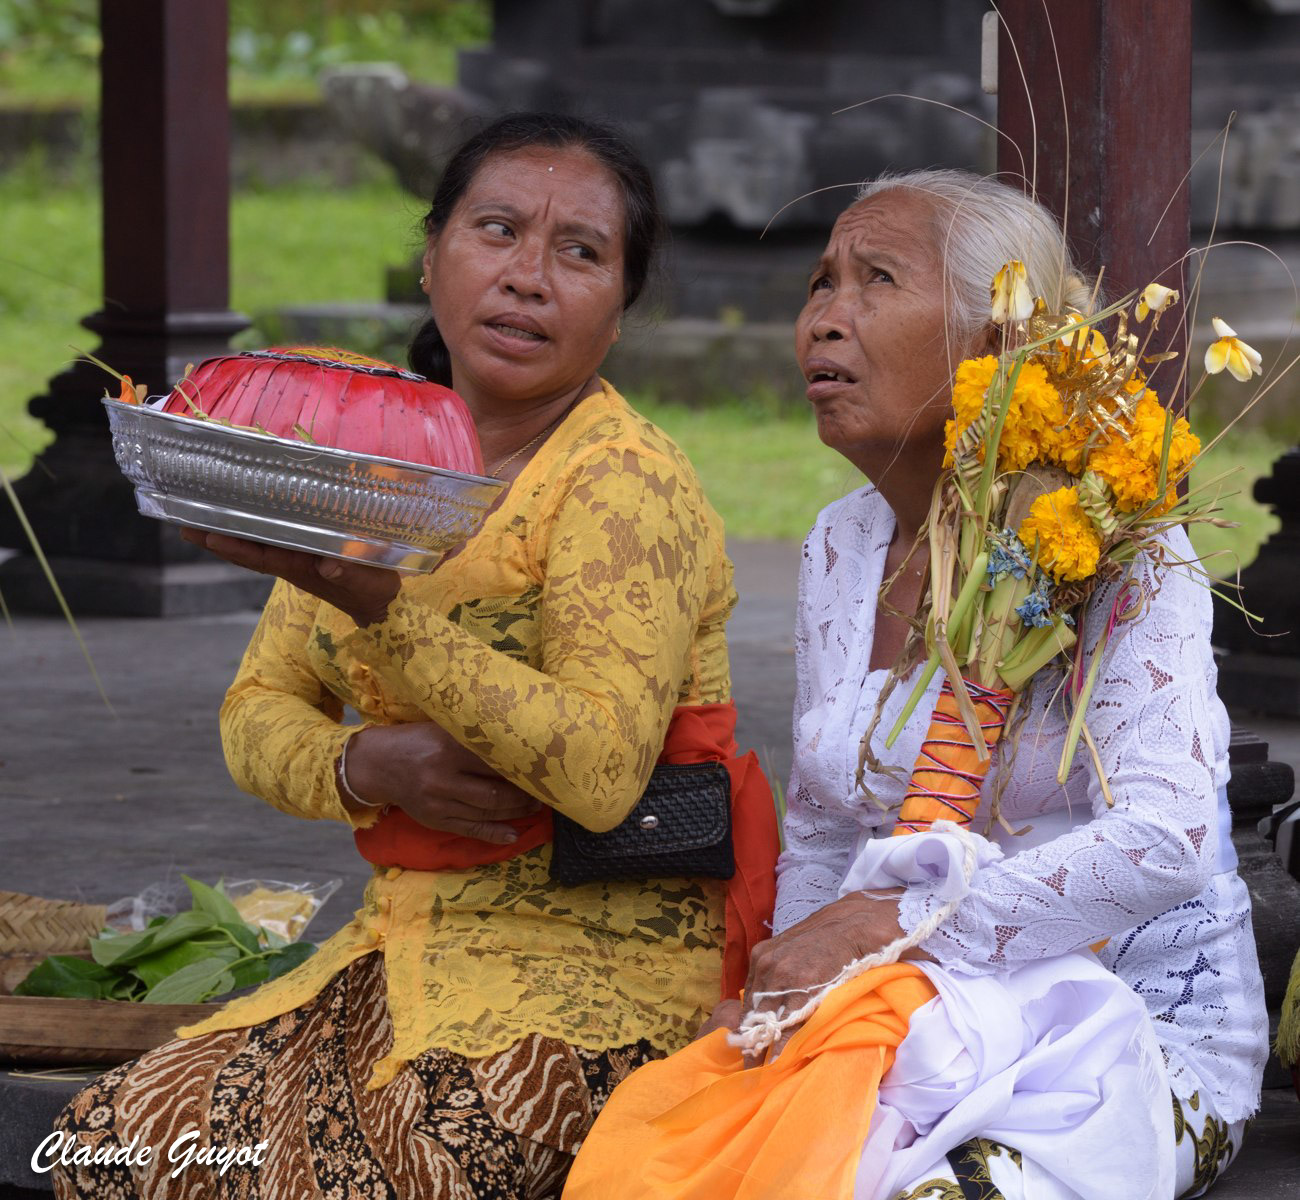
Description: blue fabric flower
xmin=987 ymin=530 xmax=1032 ymax=582
xmin=1016 ymin=583 xmax=1054 ymax=628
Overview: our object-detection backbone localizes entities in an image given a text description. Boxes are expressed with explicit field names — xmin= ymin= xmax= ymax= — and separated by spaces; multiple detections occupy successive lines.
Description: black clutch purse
xmin=549 ymin=761 xmax=735 ymax=884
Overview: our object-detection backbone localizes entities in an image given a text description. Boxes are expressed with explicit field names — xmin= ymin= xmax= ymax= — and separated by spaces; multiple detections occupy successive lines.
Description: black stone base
xmin=0 ymin=1069 xmax=91 ymax=1192
xmin=1217 ymin=653 xmax=1300 ymax=719
xmin=0 ymin=556 xmax=272 ymax=619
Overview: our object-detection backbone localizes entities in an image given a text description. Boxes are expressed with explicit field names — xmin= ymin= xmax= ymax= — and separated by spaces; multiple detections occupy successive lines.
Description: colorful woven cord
xmin=893 ymin=678 xmax=1014 ymax=836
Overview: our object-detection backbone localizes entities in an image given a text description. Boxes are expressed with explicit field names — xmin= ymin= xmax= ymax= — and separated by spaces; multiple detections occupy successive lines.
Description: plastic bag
xmin=223 ymin=879 xmax=340 ymax=944
xmin=106 ymin=877 xmax=340 ymax=943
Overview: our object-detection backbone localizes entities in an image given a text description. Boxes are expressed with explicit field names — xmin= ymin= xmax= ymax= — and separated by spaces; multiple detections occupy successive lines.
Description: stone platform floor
xmin=1 ymin=539 xmax=1297 ymax=1195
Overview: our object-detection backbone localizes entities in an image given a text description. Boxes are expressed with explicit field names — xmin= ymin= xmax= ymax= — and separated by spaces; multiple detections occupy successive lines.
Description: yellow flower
xmin=1018 ymin=487 xmax=1102 ymax=583
xmin=1056 ymin=319 xmax=1108 ymax=359
xmin=990 ymin=260 xmax=1034 ymax=324
xmin=944 ymin=355 xmax=1066 ymax=472
xmin=1085 ymin=388 xmax=1200 ymax=512
xmin=1204 ymin=317 xmax=1262 ymax=382
xmin=1135 ymin=284 xmax=1179 ymax=322
xmin=951 ymin=357 xmax=993 ymax=429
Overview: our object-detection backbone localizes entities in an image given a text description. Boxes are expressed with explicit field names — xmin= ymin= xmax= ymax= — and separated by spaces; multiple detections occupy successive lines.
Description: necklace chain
xmin=488 ymin=402 xmax=577 ymax=479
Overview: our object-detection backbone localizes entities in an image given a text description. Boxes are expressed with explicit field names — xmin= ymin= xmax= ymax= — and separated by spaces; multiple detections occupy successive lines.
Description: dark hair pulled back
xmin=408 ymin=111 xmax=663 ymax=387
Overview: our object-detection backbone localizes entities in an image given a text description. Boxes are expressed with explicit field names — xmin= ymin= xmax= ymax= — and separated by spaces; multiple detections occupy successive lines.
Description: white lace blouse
xmin=773 ymin=483 xmax=1268 ymax=1124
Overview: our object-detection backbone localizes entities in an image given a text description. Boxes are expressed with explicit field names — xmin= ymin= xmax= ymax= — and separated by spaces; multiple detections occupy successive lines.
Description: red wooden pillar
xmin=996 ymin=0 xmax=1192 ymax=405
xmin=0 ymin=0 xmax=263 ymax=615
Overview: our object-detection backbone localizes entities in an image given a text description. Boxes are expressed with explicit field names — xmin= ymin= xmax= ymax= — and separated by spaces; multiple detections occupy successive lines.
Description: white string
xmin=728 ymin=820 xmax=981 ymax=1059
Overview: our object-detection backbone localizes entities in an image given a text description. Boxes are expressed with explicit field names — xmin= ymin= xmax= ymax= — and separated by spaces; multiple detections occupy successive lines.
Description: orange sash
xmin=562 ymin=963 xmax=937 ymax=1200
xmin=351 ymin=701 xmax=778 ymax=998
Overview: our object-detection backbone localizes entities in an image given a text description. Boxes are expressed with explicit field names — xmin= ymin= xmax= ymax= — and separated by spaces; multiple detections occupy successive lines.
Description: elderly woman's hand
xmin=181 ymin=529 xmax=400 ymax=627
xmin=693 ymin=998 xmax=743 ymax=1041
xmin=740 ymin=890 xmax=932 ymax=1062
xmin=345 ymin=722 xmax=542 ymax=844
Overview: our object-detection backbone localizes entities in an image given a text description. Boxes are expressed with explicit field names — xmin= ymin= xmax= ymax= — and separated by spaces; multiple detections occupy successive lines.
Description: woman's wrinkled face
xmin=422 ymin=146 xmax=626 ymax=413
xmin=795 ymin=189 xmax=976 ymax=477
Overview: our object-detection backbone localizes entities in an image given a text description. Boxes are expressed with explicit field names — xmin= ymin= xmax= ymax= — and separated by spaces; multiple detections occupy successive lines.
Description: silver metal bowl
xmin=104 ymin=398 xmax=504 ymax=573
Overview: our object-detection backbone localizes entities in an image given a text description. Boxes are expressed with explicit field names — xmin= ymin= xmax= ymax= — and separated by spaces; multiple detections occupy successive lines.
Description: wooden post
xmin=996 ymin=0 xmax=1192 ymax=405
xmin=0 ymin=0 xmax=264 ymax=615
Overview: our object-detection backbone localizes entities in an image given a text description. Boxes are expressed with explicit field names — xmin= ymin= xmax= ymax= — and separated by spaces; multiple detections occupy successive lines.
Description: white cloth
xmin=774 ymin=484 xmax=1268 ymax=1124
xmin=841 ymin=830 xmax=1174 ymax=1200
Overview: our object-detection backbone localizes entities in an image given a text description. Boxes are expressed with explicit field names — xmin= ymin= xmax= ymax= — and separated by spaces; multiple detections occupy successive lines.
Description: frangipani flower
xmin=1135 ymin=283 xmax=1179 ymax=322
xmin=1057 ymin=319 xmax=1107 ymax=359
xmin=1205 ymin=317 xmax=1262 ymax=382
xmin=991 ymin=260 xmax=1034 ymax=324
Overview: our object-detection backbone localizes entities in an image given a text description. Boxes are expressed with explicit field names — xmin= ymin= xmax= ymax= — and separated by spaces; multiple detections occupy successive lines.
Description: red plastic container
xmin=158 ymin=346 xmax=483 ymax=474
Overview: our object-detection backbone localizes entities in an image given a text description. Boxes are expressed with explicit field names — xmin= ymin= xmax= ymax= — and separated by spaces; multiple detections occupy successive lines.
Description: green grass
xmin=1 ymin=172 xmax=1292 ymax=561
xmin=0 ymin=175 xmax=419 ymax=477
xmin=633 ymin=396 xmax=859 ymax=542
xmin=0 ymin=1 xmax=489 ymax=107
xmin=1185 ymin=423 xmax=1281 ymax=578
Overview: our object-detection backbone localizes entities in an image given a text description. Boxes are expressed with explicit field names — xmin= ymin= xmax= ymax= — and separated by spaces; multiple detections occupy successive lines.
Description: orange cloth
xmin=563 ymin=963 xmax=936 ymax=1200
xmin=352 ymin=701 xmax=778 ymax=999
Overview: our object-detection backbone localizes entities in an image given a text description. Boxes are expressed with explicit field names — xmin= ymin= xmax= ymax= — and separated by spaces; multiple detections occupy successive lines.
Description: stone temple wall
xmin=440 ymin=0 xmax=1300 ymax=324
xmin=455 ymin=0 xmax=995 ymax=323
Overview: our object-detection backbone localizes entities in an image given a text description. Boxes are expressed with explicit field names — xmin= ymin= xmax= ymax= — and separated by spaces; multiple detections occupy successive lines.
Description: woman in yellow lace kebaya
xmin=52 ymin=112 xmax=778 ymax=1200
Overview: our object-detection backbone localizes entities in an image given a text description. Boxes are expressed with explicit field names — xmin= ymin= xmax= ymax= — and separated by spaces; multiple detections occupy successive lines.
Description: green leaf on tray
xmin=183 ymin=875 xmax=245 ymax=928
xmin=109 ymin=975 xmax=144 ymax=1001
xmin=142 ymin=957 xmax=238 ymax=1005
xmin=13 ymin=955 xmax=117 ymax=999
xmin=265 ymin=940 xmax=316 ymax=982
xmin=89 ymin=909 xmax=219 ymax=967
xmin=131 ymin=941 xmax=240 ymax=990
xmin=226 ymin=955 xmax=269 ymax=991
xmin=18 ymin=876 xmax=319 ymax=1005
xmin=217 ymin=920 xmax=262 ymax=956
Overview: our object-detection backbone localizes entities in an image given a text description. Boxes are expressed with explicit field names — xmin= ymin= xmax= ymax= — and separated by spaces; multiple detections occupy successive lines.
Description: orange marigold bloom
xmin=945 ymin=355 xmax=1066 ymax=472
xmin=1087 ymin=388 xmax=1199 ymax=512
xmin=1018 ymin=486 xmax=1102 ymax=583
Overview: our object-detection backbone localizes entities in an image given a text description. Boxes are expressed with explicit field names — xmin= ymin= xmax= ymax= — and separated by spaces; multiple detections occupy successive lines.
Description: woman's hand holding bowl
xmin=181 ymin=528 xmax=400 ymax=627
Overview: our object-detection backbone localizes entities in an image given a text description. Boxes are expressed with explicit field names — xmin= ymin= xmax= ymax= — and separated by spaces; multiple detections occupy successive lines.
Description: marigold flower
xmin=1204 ymin=317 xmax=1262 ymax=382
xmin=944 ymin=355 xmax=1066 ymax=472
xmin=990 ymin=260 xmax=1034 ymax=325
xmin=1135 ymin=284 xmax=1179 ymax=322
xmin=1086 ymin=388 xmax=1200 ymax=512
xmin=1018 ymin=487 xmax=1102 ymax=583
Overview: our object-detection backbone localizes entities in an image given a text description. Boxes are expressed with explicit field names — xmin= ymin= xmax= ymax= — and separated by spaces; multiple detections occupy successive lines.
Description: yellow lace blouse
xmin=179 ymin=381 xmax=735 ymax=1088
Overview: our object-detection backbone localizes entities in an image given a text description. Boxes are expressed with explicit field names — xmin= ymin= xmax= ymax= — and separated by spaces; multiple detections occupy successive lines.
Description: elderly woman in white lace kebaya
xmin=738 ymin=171 xmax=1268 ymax=1199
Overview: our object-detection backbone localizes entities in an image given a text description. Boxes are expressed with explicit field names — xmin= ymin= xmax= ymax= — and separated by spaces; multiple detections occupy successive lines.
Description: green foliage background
xmin=0 ymin=0 xmax=489 ymax=103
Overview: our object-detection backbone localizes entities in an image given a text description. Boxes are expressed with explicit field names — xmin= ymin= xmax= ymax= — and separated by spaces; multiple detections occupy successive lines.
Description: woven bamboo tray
xmin=0 ymin=996 xmax=224 ymax=1065
xmin=0 ymin=891 xmax=106 ymax=955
